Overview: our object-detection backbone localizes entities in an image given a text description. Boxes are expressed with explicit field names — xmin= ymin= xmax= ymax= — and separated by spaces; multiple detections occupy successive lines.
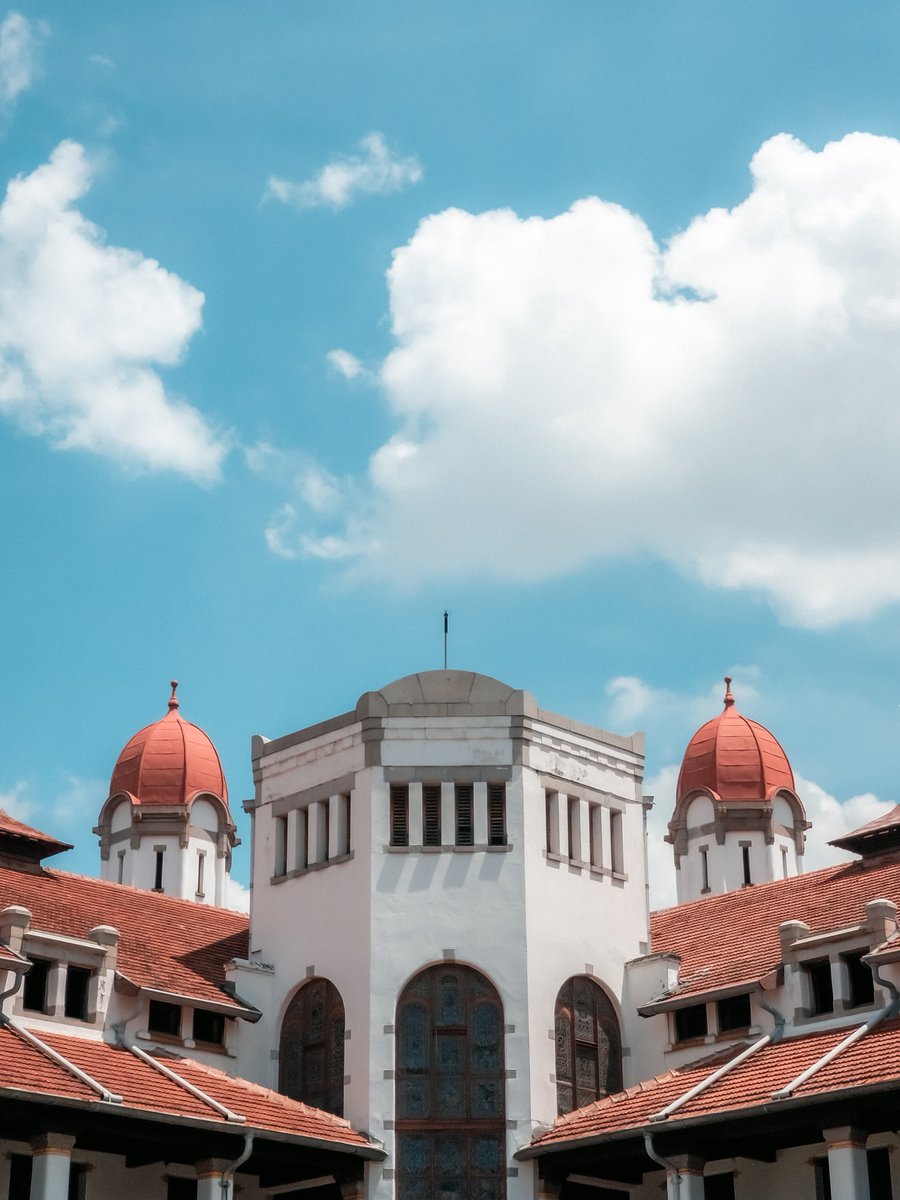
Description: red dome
xmin=676 ymin=677 xmax=794 ymax=804
xmin=108 ymin=682 xmax=229 ymax=809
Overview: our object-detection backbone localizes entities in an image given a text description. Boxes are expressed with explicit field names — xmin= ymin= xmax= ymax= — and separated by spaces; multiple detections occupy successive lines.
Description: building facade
xmin=1 ymin=670 xmax=900 ymax=1200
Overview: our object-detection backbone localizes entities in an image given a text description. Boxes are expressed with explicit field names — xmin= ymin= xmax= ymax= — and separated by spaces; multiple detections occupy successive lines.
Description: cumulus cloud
xmin=265 ymin=132 xmax=423 ymax=211
xmin=0 ymin=780 xmax=31 ymax=822
xmin=0 ymin=11 xmax=46 ymax=113
xmin=285 ymin=132 xmax=900 ymax=627
xmin=644 ymin=764 xmax=895 ymax=910
xmin=606 ymin=670 xmax=760 ymax=731
xmin=0 ymin=141 xmax=227 ymax=480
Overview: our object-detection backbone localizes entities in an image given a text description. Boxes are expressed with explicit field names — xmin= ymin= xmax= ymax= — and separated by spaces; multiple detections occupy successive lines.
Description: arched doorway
xmin=396 ymin=964 xmax=507 ymax=1199
xmin=279 ymin=977 xmax=346 ymax=1116
xmin=554 ymin=976 xmax=622 ymax=1114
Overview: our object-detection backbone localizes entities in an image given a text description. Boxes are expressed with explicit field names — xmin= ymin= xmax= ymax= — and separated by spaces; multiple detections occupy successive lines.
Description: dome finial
xmin=168 ymin=680 xmax=179 ymax=711
xmin=723 ymin=676 xmax=735 ymax=708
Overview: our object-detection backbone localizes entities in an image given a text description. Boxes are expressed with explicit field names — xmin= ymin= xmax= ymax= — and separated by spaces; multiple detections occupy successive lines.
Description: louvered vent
xmin=423 ymin=784 xmax=442 ymax=846
xmin=455 ymin=784 xmax=474 ymax=846
xmin=390 ymin=784 xmax=409 ymax=846
xmin=487 ymin=783 xmax=506 ymax=846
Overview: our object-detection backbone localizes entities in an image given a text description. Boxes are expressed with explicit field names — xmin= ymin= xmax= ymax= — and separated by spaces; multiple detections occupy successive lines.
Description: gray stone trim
xmin=383 ymin=765 xmax=513 ymax=784
xmin=271 ymin=774 xmax=356 ymax=816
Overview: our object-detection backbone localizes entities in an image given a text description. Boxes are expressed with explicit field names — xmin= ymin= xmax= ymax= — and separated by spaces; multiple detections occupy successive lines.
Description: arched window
xmin=279 ymin=978 xmax=345 ymax=1116
xmin=396 ymin=964 xmax=507 ymax=1200
xmin=554 ymin=976 xmax=622 ymax=1114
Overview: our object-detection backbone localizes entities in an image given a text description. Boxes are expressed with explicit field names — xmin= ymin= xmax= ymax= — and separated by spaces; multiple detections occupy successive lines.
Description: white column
xmin=589 ymin=803 xmax=603 ymax=870
xmin=825 ymin=1126 xmax=871 ymax=1200
xmin=294 ymin=808 xmax=308 ymax=871
xmin=46 ymin=963 xmax=65 ymax=1016
xmin=551 ymin=791 xmax=566 ymax=855
xmin=474 ymin=782 xmax=488 ymax=845
xmin=308 ymin=802 xmax=326 ymax=865
xmin=285 ymin=814 xmax=297 ymax=876
xmin=408 ymin=783 xmax=424 ymax=847
xmin=30 ymin=1134 xmax=75 ymax=1200
xmin=196 ymin=1159 xmax=231 ymax=1200
xmin=330 ymin=793 xmax=348 ymax=858
xmin=546 ymin=790 xmax=561 ymax=855
xmin=667 ymin=1157 xmax=705 ymax=1200
xmin=441 ymin=782 xmax=455 ymax=846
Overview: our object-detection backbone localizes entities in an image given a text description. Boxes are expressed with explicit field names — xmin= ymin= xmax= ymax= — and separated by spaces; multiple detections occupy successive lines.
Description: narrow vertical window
xmin=781 ymin=845 xmax=789 ymax=878
xmin=741 ymin=843 xmax=752 ymax=886
xmin=8 ymin=1156 xmax=32 ymax=1200
xmin=843 ymin=950 xmax=875 ymax=1009
xmin=567 ymin=797 xmax=578 ymax=860
xmin=296 ymin=806 xmax=309 ymax=869
xmin=117 ymin=850 xmax=125 ymax=884
xmin=320 ymin=800 xmax=330 ymax=862
xmin=545 ymin=791 xmax=557 ymax=854
xmin=700 ymin=846 xmax=710 ymax=893
xmin=154 ymin=849 xmax=165 ymax=891
xmin=455 ymin=783 xmax=474 ymax=845
xmin=814 ymin=1159 xmax=832 ymax=1200
xmin=805 ymin=959 xmax=834 ymax=1015
xmin=391 ymin=784 xmax=409 ymax=846
xmin=487 ymin=783 xmax=506 ymax=846
xmin=609 ymin=810 xmax=624 ymax=874
xmin=22 ymin=958 xmax=51 ymax=1012
xmin=196 ymin=851 xmax=206 ymax=896
xmin=343 ymin=793 xmax=351 ymax=855
xmin=274 ymin=815 xmax=288 ymax=877
xmin=423 ymin=784 xmax=442 ymax=845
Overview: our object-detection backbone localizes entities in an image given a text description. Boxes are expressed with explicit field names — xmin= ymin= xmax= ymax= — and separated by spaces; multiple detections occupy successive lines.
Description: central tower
xmin=241 ymin=670 xmax=648 ymax=1200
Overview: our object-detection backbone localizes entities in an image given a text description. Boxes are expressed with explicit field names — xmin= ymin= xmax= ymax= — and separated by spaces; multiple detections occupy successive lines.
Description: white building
xmin=2 ymin=670 xmax=900 ymax=1200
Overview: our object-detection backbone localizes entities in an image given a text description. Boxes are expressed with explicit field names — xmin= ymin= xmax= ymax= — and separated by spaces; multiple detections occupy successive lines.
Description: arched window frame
xmin=554 ymin=975 xmax=622 ymax=1115
xmin=395 ymin=963 xmax=507 ymax=1200
xmin=278 ymin=977 xmax=346 ymax=1117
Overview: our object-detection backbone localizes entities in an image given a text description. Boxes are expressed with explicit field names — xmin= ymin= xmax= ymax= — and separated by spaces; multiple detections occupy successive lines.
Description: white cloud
xmin=225 ymin=876 xmax=251 ymax=913
xmin=327 ymin=348 xmax=366 ymax=381
xmin=289 ymin=132 xmax=900 ymax=627
xmin=0 ymin=141 xmax=227 ymax=480
xmin=50 ymin=774 xmax=104 ymax=830
xmin=265 ymin=132 xmax=423 ymax=211
xmin=606 ymin=670 xmax=760 ymax=731
xmin=644 ymin=765 xmax=895 ymax=911
xmin=0 ymin=780 xmax=32 ymax=822
xmin=0 ymin=12 xmax=46 ymax=112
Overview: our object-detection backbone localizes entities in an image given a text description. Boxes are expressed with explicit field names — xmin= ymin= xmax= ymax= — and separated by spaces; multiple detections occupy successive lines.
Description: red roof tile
xmin=0 ymin=809 xmax=71 ymax=858
xmin=0 ymin=864 xmax=248 ymax=1008
xmin=0 ymin=1026 xmax=373 ymax=1150
xmin=531 ymin=1019 xmax=900 ymax=1150
xmin=649 ymin=855 xmax=900 ymax=999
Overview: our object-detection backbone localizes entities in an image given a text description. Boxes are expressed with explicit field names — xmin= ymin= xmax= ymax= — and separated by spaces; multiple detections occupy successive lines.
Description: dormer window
xmin=674 ymin=1003 xmax=708 ymax=1042
xmin=192 ymin=1007 xmax=226 ymax=1046
xmin=64 ymin=965 xmax=91 ymax=1021
xmin=148 ymin=999 xmax=182 ymax=1038
xmin=22 ymin=957 xmax=51 ymax=1012
xmin=804 ymin=959 xmax=834 ymax=1016
xmin=842 ymin=949 xmax=875 ymax=1009
xmin=716 ymin=992 xmax=751 ymax=1032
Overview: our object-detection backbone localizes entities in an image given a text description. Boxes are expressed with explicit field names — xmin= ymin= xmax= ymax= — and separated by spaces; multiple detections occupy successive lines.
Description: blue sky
xmin=3 ymin=1 xmax=900 ymax=907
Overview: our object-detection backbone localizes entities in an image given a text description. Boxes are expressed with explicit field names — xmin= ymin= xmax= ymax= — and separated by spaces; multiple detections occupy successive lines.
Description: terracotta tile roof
xmin=0 ymin=864 xmax=248 ymax=1008
xmin=0 ymin=1026 xmax=374 ymax=1150
xmin=0 ymin=809 xmax=71 ymax=857
xmin=530 ymin=1019 xmax=900 ymax=1150
xmin=649 ymin=855 xmax=900 ymax=999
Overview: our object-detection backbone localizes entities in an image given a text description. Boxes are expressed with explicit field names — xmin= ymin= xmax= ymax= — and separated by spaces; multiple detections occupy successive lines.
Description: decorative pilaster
xmin=824 ymin=1126 xmax=870 ymax=1200
xmin=195 ymin=1158 xmax=232 ymax=1200
xmin=667 ymin=1155 xmax=705 ymax=1200
xmin=30 ymin=1133 xmax=76 ymax=1200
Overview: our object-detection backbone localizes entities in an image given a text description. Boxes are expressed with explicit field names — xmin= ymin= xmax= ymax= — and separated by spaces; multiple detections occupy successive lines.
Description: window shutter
xmin=487 ymin=783 xmax=506 ymax=846
xmin=390 ymin=784 xmax=409 ymax=846
xmin=423 ymin=784 xmax=442 ymax=845
xmin=455 ymin=784 xmax=474 ymax=845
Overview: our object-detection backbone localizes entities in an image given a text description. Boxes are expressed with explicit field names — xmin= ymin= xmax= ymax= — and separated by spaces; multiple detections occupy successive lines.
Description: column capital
xmin=30 ymin=1132 xmax=76 ymax=1155
xmin=824 ymin=1125 xmax=869 ymax=1149
xmin=195 ymin=1158 xmax=231 ymax=1178
xmin=668 ymin=1153 xmax=705 ymax=1176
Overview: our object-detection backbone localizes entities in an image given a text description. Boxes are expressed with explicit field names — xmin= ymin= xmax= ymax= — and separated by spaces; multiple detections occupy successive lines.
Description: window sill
xmin=544 ymin=851 xmax=627 ymax=880
xmin=271 ymin=851 xmax=354 ymax=884
xmin=384 ymin=843 xmax=512 ymax=854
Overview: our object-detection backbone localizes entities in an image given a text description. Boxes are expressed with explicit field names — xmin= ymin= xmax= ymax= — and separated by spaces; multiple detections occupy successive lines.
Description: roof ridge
xmin=37 ymin=866 xmax=248 ymax=922
xmin=651 ymin=858 xmax=857 ymax=918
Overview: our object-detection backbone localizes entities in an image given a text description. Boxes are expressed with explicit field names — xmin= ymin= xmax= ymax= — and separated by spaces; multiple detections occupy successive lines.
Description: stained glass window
xmin=396 ymin=965 xmax=506 ymax=1200
xmin=278 ymin=977 xmax=345 ymax=1116
xmin=554 ymin=976 xmax=622 ymax=1115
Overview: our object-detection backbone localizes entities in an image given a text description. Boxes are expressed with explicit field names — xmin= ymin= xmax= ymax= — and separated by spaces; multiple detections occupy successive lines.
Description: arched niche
xmin=554 ymin=975 xmax=623 ymax=1114
xmin=278 ymin=977 xmax=345 ymax=1117
xmin=395 ymin=963 xmax=507 ymax=1199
